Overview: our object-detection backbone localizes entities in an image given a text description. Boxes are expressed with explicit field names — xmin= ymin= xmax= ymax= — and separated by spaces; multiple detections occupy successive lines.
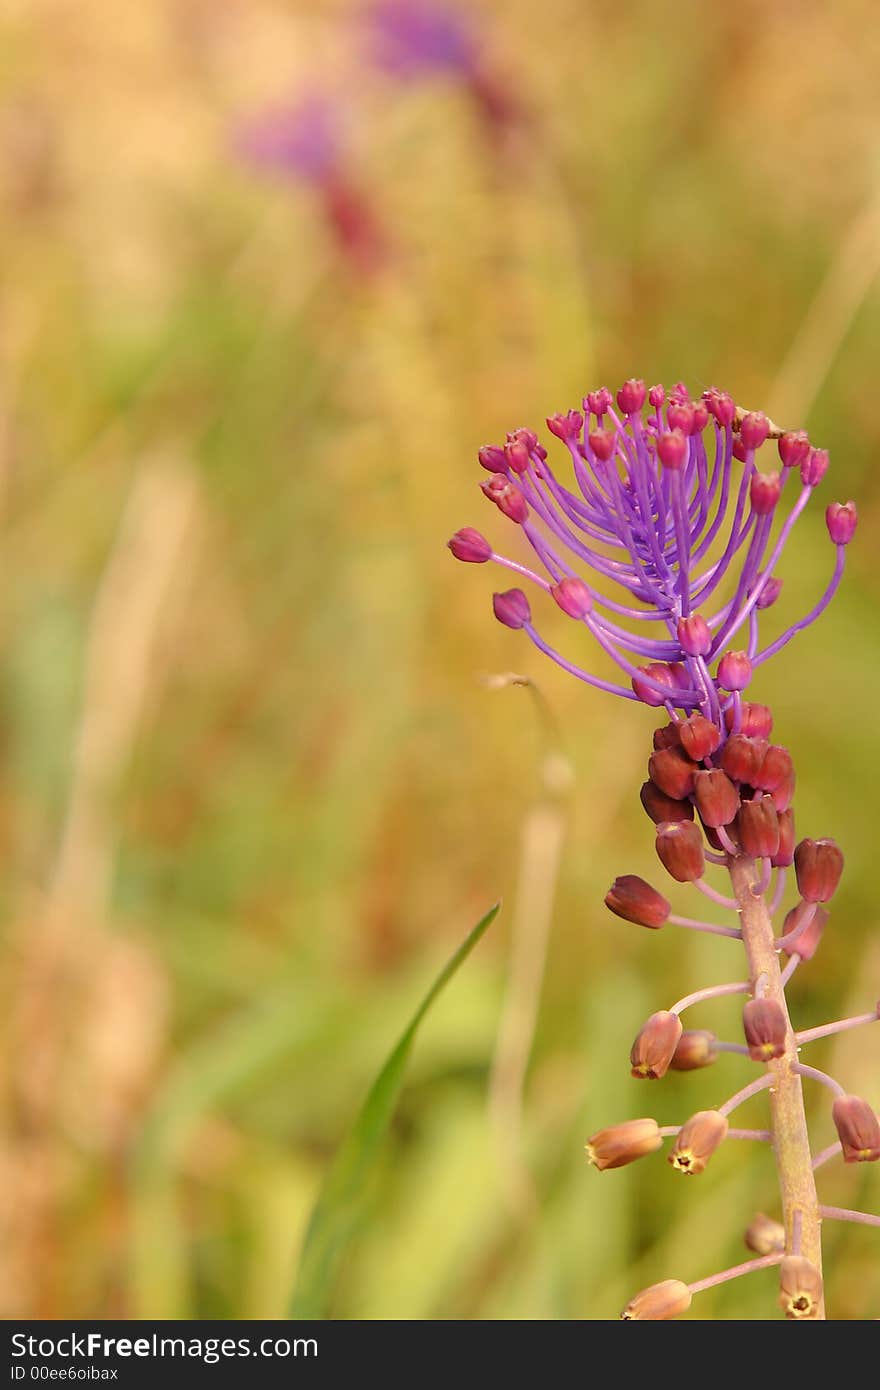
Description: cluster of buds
xmin=452 ymin=379 xmax=877 ymax=1318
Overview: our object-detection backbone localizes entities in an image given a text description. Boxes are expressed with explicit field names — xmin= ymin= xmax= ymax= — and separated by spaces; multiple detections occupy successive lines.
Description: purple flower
xmin=450 ymin=381 xmax=856 ymax=730
xmin=367 ymin=0 xmax=476 ymax=80
xmin=236 ymin=93 xmax=343 ymax=184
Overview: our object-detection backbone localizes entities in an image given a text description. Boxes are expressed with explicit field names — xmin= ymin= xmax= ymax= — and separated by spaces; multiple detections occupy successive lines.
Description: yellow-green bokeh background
xmin=1 ymin=0 xmax=878 ymax=1320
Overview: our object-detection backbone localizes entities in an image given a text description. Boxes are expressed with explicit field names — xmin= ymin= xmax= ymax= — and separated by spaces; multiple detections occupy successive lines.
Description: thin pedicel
xmin=450 ymin=378 xmax=877 ymax=1319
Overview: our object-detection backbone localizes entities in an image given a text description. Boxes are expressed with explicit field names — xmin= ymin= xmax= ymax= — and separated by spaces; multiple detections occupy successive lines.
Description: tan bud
xmin=744 ymin=1212 xmax=785 ymax=1255
xmin=831 ymin=1094 xmax=880 ymax=1163
xmin=669 ymin=1029 xmax=718 ymax=1071
xmin=630 ymin=1010 xmax=683 ymax=1080
xmin=778 ymin=1255 xmax=823 ymax=1319
xmin=668 ymin=1110 xmax=729 ymax=1175
xmin=621 ymin=1279 xmax=692 ymax=1320
xmin=585 ymin=1118 xmax=663 ymax=1171
xmin=743 ymin=997 xmax=787 ymax=1061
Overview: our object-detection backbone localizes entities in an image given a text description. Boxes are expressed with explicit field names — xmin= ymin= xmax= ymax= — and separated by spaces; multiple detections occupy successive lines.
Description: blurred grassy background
xmin=1 ymin=0 xmax=878 ymax=1320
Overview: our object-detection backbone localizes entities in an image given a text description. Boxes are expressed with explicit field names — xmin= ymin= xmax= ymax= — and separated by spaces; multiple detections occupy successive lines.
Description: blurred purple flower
xmin=236 ymin=93 xmax=343 ymax=184
xmin=367 ymin=0 xmax=477 ymax=79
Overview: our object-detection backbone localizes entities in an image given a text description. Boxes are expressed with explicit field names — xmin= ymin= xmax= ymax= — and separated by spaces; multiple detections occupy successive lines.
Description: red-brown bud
xmin=743 ymin=998 xmax=787 ymax=1061
xmin=768 ymin=767 xmax=796 ymax=812
xmin=782 ymin=899 xmax=828 ymax=960
xmin=630 ymin=1010 xmax=683 ymax=1080
xmin=652 ymin=722 xmax=682 ymax=751
xmin=724 ymin=701 xmax=774 ymax=738
xmin=753 ymin=744 xmax=793 ymax=793
xmin=770 ymin=808 xmax=796 ymax=867
xmin=656 ymin=820 xmax=705 ymax=882
xmin=668 ymin=1110 xmax=729 ymax=1174
xmin=604 ymin=875 xmax=670 ymax=929
xmin=736 ymin=795 xmax=780 ymax=859
xmin=585 ymin=1117 xmax=663 ymax=1171
xmin=640 ymin=779 xmax=694 ymax=824
xmin=620 ymin=1279 xmax=692 ymax=1321
xmin=693 ymin=769 xmax=740 ymax=828
xmin=744 ymin=1212 xmax=785 ymax=1255
xmin=669 ymin=1029 xmax=718 ymax=1071
xmin=778 ymin=1256 xmax=823 ymax=1320
xmin=679 ymin=712 xmax=722 ymax=761
xmin=831 ymin=1094 xmax=880 ymax=1163
xmin=794 ymin=837 xmax=844 ymax=902
xmin=648 ymin=747 xmax=699 ymax=800
xmin=719 ymin=734 xmax=768 ymax=785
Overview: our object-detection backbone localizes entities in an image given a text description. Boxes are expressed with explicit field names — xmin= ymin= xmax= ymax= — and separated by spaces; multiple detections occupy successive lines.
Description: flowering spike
xmin=669 ymin=1110 xmax=729 ymax=1175
xmin=585 ymin=1118 xmax=663 ymax=1171
xmin=492 ymin=589 xmax=531 ymax=629
xmin=448 ymin=527 xmax=491 ymax=563
xmin=630 ymin=1010 xmax=683 ymax=1079
xmin=825 ymin=501 xmax=857 ymax=545
xmin=604 ymin=875 xmax=670 ymax=929
xmin=620 ymin=1280 xmax=692 ymax=1321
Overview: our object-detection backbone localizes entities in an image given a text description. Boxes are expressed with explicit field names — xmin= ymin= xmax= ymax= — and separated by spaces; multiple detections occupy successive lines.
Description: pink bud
xmin=492 ymin=588 xmax=531 ymax=629
xmin=732 ymin=436 xmax=749 ymax=462
xmin=756 ymin=575 xmax=783 ymax=610
xmin=478 ymin=444 xmax=507 ymax=472
xmin=648 ymin=383 xmax=665 ymax=409
xmin=825 ymin=501 xmax=857 ymax=545
xmin=585 ymin=387 xmax=612 ymax=418
xmin=657 ymin=430 xmax=688 ymax=470
xmin=677 ymin=613 xmax=711 ymax=657
xmin=616 ymin=378 xmax=646 ymax=415
xmin=588 ymin=427 xmax=615 ymax=462
xmin=504 ymin=437 xmax=531 ymax=474
xmin=551 ymin=576 xmax=593 ymax=619
xmin=704 ymin=390 xmax=736 ymax=426
xmin=631 ymin=661 xmax=677 ymax=707
xmin=717 ymin=650 xmax=752 ymax=692
xmin=778 ymin=430 xmax=810 ymax=469
xmin=546 ymin=409 xmax=584 ymax=442
xmin=691 ymin=401 xmax=709 ymax=432
xmin=750 ymin=470 xmax=781 ymax=514
xmin=447 ymin=527 xmax=492 ymax=563
xmin=480 ymin=472 xmax=529 ymax=524
xmin=667 ymin=401 xmax=695 ymax=435
xmin=724 ymin=702 xmax=774 ymax=737
xmin=801 ymin=447 xmax=829 ymax=487
xmin=739 ymin=411 xmax=770 ymax=451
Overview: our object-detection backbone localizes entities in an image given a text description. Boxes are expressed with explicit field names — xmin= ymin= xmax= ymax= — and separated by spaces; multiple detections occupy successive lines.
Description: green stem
xmin=728 ymin=854 xmax=825 ymax=1319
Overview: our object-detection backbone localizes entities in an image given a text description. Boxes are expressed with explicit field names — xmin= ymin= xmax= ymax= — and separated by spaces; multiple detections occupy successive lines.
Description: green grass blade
xmin=289 ymin=902 xmax=501 ymax=1318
